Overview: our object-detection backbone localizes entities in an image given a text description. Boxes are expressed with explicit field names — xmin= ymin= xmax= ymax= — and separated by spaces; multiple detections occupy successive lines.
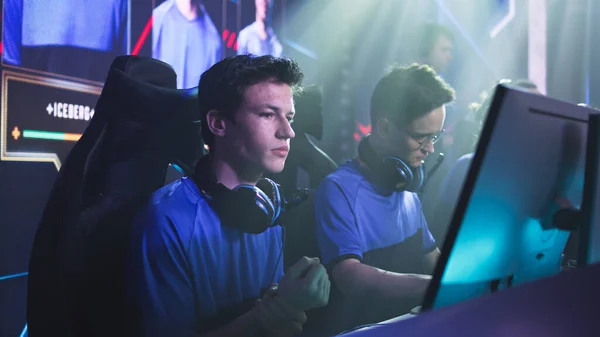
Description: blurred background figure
xmin=237 ymin=0 xmax=283 ymax=57
xmin=412 ymin=23 xmax=455 ymax=75
xmin=153 ymin=0 xmax=222 ymax=88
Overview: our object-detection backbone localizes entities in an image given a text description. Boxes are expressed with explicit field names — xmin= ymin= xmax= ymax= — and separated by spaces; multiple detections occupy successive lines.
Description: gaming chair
xmin=26 ymin=56 xmax=203 ymax=337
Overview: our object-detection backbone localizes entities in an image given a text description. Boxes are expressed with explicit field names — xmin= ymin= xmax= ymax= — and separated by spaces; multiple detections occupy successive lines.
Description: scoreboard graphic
xmin=1 ymin=71 xmax=101 ymax=170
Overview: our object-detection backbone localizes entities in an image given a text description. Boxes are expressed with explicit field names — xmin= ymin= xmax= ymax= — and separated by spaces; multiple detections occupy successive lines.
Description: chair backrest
xmin=26 ymin=55 xmax=202 ymax=337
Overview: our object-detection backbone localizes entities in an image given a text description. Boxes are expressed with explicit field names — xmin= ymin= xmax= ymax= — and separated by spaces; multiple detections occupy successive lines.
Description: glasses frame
xmin=404 ymin=128 xmax=446 ymax=149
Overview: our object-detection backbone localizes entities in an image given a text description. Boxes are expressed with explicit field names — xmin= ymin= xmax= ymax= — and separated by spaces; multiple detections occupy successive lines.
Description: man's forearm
xmin=335 ymin=262 xmax=431 ymax=300
xmin=373 ymin=268 xmax=431 ymax=300
xmin=424 ymin=249 xmax=441 ymax=275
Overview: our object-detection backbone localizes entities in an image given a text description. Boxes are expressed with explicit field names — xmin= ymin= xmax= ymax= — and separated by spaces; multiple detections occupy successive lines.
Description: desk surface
xmin=340 ymin=264 xmax=600 ymax=337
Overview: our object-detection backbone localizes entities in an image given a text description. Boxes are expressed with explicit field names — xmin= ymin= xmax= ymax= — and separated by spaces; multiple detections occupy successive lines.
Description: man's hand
xmin=278 ymin=256 xmax=330 ymax=311
xmin=255 ymin=294 xmax=306 ymax=337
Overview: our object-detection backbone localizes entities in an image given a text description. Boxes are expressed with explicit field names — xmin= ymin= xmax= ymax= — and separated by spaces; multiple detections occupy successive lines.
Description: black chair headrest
xmin=95 ymin=64 xmax=202 ymax=171
xmin=109 ymin=55 xmax=177 ymax=88
xmin=293 ymin=85 xmax=324 ymax=140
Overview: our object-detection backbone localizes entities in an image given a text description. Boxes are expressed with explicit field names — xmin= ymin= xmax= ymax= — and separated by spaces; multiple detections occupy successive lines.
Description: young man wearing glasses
xmin=312 ymin=64 xmax=455 ymax=335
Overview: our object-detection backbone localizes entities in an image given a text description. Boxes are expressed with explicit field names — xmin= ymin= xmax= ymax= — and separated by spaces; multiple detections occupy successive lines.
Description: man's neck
xmin=210 ymin=153 xmax=261 ymax=189
xmin=175 ymin=0 xmax=199 ymax=21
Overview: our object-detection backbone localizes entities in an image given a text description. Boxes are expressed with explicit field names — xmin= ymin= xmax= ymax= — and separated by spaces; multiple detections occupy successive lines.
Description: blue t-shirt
xmin=152 ymin=1 xmax=222 ymax=89
xmin=313 ymin=160 xmax=436 ymax=333
xmin=126 ymin=177 xmax=283 ymax=336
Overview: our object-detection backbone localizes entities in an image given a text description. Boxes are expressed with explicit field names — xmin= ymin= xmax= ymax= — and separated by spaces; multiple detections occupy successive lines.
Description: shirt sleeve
xmin=420 ymin=210 xmax=438 ymax=254
xmin=314 ymin=177 xmax=363 ymax=269
xmin=126 ymin=205 xmax=198 ymax=337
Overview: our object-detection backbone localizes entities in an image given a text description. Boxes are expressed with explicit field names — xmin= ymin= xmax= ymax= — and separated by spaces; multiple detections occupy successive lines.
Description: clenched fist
xmin=278 ymin=256 xmax=330 ymax=311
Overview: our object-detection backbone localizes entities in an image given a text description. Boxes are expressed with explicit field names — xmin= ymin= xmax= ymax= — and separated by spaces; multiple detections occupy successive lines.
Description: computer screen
xmin=422 ymin=84 xmax=592 ymax=310
xmin=579 ymin=113 xmax=600 ymax=266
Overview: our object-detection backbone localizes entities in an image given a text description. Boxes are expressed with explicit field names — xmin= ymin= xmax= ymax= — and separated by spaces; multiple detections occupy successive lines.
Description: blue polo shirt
xmin=126 ymin=177 xmax=283 ymax=336
xmin=152 ymin=1 xmax=222 ymax=89
xmin=314 ymin=159 xmax=436 ymax=334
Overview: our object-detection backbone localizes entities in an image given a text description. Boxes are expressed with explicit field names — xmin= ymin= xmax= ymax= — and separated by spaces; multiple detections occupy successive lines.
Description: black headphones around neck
xmin=193 ymin=155 xmax=283 ymax=234
xmin=357 ymin=135 xmax=426 ymax=192
xmin=192 ymin=155 xmax=310 ymax=234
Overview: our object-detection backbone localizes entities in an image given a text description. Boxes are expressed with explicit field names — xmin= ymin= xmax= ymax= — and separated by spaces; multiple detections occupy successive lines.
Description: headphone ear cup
xmin=229 ymin=185 xmax=275 ymax=233
xmin=406 ymin=164 xmax=425 ymax=192
xmin=382 ymin=157 xmax=413 ymax=191
xmin=256 ymin=178 xmax=283 ymax=221
xmin=193 ymin=155 xmax=280 ymax=234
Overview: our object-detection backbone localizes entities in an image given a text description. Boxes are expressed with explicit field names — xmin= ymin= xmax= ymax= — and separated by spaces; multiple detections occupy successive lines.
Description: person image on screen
xmin=153 ymin=0 xmax=222 ymax=89
xmin=237 ymin=0 xmax=283 ymax=57
xmin=313 ymin=64 xmax=455 ymax=335
xmin=125 ymin=55 xmax=330 ymax=337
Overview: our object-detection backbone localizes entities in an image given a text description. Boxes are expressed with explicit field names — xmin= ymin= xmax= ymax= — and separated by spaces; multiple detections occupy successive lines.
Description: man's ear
xmin=376 ymin=118 xmax=391 ymax=139
xmin=206 ymin=109 xmax=227 ymax=139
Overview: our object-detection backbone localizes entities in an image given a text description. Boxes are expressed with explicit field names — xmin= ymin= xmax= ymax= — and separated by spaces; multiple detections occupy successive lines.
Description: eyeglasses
xmin=404 ymin=129 xmax=445 ymax=149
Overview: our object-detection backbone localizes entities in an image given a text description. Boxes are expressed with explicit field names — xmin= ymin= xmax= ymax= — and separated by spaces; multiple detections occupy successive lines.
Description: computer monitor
xmin=422 ymin=84 xmax=592 ymax=311
xmin=578 ymin=113 xmax=600 ymax=266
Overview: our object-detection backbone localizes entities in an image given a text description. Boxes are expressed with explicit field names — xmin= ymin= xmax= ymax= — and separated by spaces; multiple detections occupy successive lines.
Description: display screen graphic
xmin=239 ymin=0 xmax=284 ymax=57
xmin=1 ymin=71 xmax=101 ymax=170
